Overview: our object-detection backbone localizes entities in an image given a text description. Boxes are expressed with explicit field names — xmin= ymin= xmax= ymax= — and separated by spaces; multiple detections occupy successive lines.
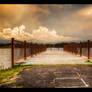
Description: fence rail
xmin=64 ymin=40 xmax=92 ymax=60
xmin=11 ymin=38 xmax=47 ymax=68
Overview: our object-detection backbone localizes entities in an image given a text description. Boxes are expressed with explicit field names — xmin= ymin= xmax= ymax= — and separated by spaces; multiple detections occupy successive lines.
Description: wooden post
xmin=24 ymin=41 xmax=27 ymax=60
xmin=11 ymin=38 xmax=14 ymax=68
xmin=80 ymin=42 xmax=82 ymax=57
xmin=31 ymin=43 xmax=33 ymax=57
xmin=88 ymin=40 xmax=90 ymax=59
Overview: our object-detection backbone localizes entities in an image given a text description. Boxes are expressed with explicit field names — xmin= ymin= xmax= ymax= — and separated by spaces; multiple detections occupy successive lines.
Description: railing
xmin=64 ymin=40 xmax=92 ymax=60
xmin=11 ymin=38 xmax=47 ymax=67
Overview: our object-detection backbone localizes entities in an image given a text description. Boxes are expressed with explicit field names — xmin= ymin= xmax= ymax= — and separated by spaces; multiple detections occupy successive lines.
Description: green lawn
xmin=0 ymin=66 xmax=24 ymax=84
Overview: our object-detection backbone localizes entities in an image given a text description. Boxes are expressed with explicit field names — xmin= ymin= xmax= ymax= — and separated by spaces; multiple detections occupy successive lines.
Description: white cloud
xmin=0 ymin=25 xmax=33 ymax=41
xmin=0 ymin=25 xmax=80 ymax=43
xmin=31 ymin=26 xmax=80 ymax=44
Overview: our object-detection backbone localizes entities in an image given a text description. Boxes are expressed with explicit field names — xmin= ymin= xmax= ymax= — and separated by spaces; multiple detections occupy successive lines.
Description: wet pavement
xmin=1 ymin=65 xmax=92 ymax=88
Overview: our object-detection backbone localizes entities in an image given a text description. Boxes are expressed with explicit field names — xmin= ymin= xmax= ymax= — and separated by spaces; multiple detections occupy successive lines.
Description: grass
xmin=0 ymin=66 xmax=24 ymax=85
xmin=1 ymin=61 xmax=92 ymax=85
xmin=84 ymin=59 xmax=92 ymax=65
xmin=15 ymin=63 xmax=92 ymax=67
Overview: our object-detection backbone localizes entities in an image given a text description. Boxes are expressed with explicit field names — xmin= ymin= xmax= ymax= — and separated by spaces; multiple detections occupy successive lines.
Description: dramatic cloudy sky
xmin=0 ymin=4 xmax=92 ymax=44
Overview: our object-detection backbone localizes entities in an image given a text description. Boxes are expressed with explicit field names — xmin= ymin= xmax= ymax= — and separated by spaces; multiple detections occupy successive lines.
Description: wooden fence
xmin=11 ymin=38 xmax=47 ymax=68
xmin=64 ymin=40 xmax=92 ymax=60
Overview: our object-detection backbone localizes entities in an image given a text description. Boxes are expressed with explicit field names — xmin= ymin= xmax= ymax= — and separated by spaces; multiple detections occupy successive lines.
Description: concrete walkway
xmin=22 ymin=48 xmax=88 ymax=65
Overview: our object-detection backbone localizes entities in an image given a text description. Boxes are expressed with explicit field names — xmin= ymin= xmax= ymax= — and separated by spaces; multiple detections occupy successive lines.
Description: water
xmin=0 ymin=47 xmax=91 ymax=70
xmin=24 ymin=48 xmax=87 ymax=65
xmin=0 ymin=48 xmax=11 ymax=69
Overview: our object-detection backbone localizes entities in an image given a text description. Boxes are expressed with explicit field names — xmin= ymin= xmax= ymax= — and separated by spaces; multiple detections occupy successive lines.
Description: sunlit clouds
xmin=79 ymin=5 xmax=92 ymax=19
xmin=0 ymin=25 xmax=33 ymax=41
xmin=31 ymin=26 xmax=79 ymax=44
xmin=0 ymin=4 xmax=92 ymax=43
xmin=0 ymin=25 xmax=79 ymax=43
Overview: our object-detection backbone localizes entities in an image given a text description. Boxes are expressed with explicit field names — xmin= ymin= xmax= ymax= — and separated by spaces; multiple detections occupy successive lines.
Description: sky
xmin=0 ymin=4 xmax=92 ymax=44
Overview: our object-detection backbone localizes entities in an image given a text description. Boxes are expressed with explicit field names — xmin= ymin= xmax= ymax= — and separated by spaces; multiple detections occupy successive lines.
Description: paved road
xmin=1 ymin=65 xmax=92 ymax=88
